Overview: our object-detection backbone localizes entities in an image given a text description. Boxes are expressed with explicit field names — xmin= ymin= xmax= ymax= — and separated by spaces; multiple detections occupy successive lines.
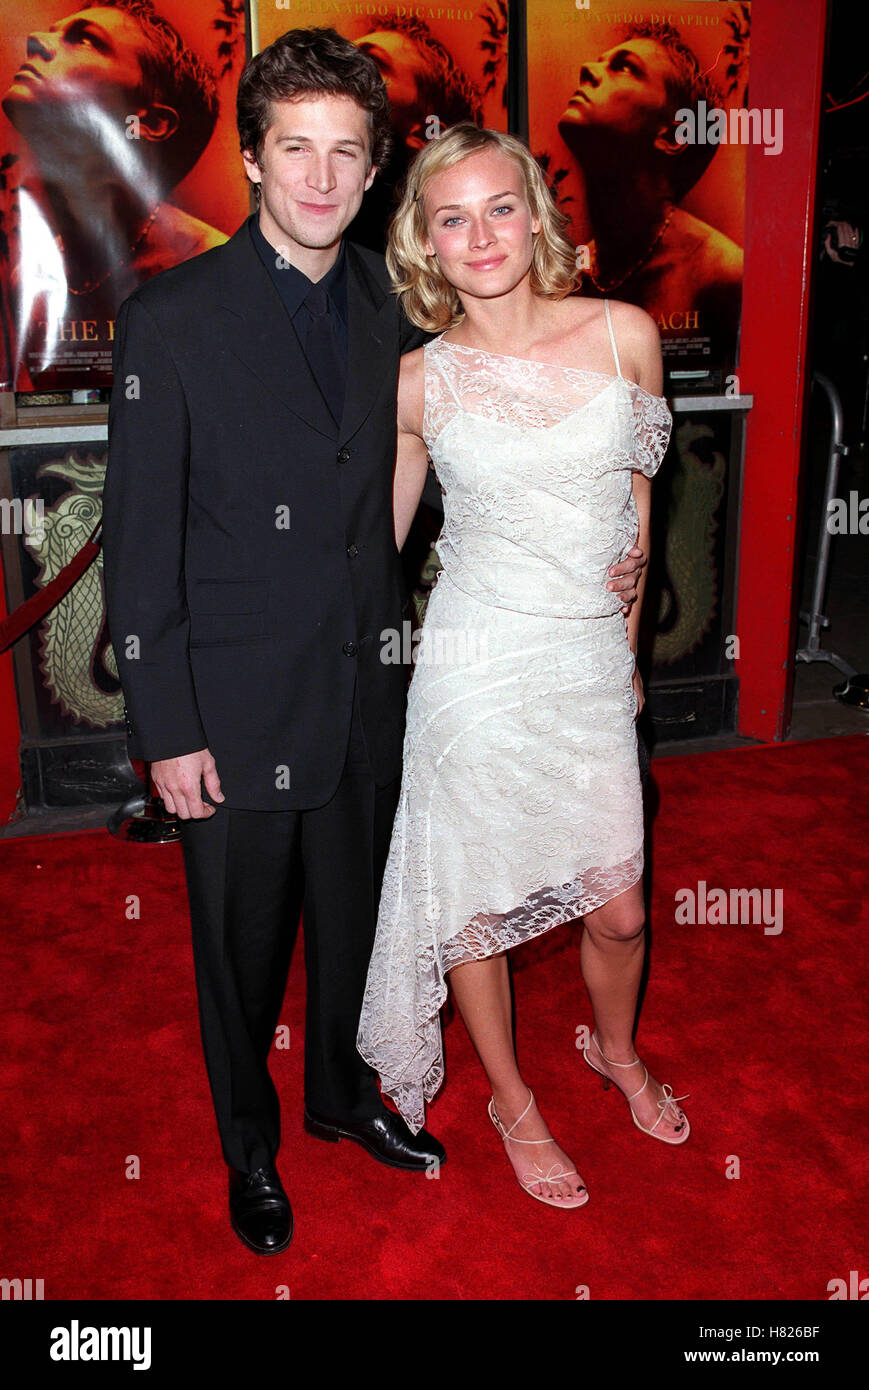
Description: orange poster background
xmin=0 ymin=1 xmax=250 ymax=236
xmin=527 ymin=0 xmax=749 ymax=375
xmin=0 ymin=1 xmax=251 ymax=390
xmin=254 ymin=1 xmax=510 ymax=131
xmin=527 ymin=1 xmax=747 ymax=248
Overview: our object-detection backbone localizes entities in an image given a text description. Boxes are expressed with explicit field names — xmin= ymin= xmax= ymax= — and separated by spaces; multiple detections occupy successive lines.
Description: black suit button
xmin=337 ymin=447 xmax=351 ymax=464
xmin=342 ymin=641 xmax=357 ymax=657
xmin=346 ymin=543 xmax=358 ymax=557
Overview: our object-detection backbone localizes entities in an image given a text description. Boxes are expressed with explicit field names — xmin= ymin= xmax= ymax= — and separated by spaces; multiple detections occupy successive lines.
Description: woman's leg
xmin=580 ymin=882 xmax=687 ymax=1139
xmin=449 ymin=952 xmax=587 ymax=1200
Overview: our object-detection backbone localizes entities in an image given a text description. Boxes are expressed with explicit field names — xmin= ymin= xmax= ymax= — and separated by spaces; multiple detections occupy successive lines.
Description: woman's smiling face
xmin=422 ymin=147 xmax=541 ymax=304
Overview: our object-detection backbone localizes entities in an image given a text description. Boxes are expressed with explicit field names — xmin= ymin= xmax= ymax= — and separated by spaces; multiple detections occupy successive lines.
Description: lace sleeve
xmin=632 ymin=389 xmax=672 ymax=477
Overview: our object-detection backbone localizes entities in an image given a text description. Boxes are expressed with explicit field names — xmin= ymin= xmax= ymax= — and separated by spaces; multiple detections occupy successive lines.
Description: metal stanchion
xmin=796 ymin=373 xmax=868 ymax=708
xmin=107 ymin=767 xmax=181 ymax=843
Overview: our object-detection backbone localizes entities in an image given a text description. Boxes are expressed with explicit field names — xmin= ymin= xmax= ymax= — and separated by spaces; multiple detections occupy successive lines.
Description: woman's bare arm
xmin=393 ymin=347 xmax=430 ymax=551
xmin=613 ymin=304 xmax=666 ymax=683
xmin=626 ymin=472 xmax=652 ymax=658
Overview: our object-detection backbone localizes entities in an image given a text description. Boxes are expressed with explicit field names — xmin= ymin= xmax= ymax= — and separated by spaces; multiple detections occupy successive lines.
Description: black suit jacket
xmin=102 ymin=217 xmax=427 ymax=810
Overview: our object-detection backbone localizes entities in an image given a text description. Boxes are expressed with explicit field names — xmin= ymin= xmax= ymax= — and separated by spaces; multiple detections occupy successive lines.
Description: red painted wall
xmin=735 ymin=0 xmax=828 ymax=739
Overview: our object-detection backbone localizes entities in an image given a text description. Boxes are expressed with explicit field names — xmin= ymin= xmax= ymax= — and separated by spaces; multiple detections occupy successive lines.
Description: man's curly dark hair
xmin=237 ymin=26 xmax=393 ymax=184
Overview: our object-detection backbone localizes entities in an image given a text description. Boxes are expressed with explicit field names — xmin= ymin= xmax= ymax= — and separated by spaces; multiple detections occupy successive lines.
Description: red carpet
xmin=1 ymin=735 xmax=866 ymax=1301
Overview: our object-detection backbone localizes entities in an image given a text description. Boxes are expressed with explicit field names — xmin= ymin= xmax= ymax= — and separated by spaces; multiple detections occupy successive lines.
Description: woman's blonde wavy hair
xmin=386 ymin=124 xmax=579 ymax=332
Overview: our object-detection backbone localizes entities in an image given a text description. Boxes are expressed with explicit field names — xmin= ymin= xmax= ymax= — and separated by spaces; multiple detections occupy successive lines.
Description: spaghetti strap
xmin=603 ymin=299 xmax=623 ymax=379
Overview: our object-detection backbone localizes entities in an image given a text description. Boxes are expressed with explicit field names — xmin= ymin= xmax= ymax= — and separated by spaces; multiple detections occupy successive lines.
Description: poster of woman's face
xmin=251 ymin=2 xmax=509 ymax=253
xmin=527 ymin=1 xmax=750 ymax=382
xmin=0 ymin=1 xmax=251 ymax=392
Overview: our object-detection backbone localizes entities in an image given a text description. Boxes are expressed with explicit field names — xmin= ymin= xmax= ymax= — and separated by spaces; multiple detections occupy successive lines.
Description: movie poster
xmin=527 ymin=1 xmax=750 ymax=386
xmin=0 ymin=1 xmax=252 ymax=393
xmin=252 ymin=1 xmax=510 ymax=252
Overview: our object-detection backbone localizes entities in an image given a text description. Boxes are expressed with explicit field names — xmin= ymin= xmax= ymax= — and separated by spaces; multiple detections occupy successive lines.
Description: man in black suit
xmin=101 ymin=28 xmax=447 ymax=1256
xmin=102 ymin=26 xmax=646 ymax=1256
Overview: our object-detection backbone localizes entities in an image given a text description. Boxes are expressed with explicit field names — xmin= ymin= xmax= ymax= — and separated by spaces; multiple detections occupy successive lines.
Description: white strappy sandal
xmin=488 ymin=1090 xmax=589 ymax=1208
xmin=583 ymin=1032 xmax=690 ymax=1145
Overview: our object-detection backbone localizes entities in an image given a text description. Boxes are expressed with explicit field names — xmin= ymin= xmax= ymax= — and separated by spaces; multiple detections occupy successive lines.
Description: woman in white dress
xmin=357 ymin=125 xmax=689 ymax=1209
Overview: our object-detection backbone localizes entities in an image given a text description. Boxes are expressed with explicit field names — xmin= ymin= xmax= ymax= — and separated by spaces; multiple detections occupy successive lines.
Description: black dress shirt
xmin=249 ymin=214 xmax=348 ymax=421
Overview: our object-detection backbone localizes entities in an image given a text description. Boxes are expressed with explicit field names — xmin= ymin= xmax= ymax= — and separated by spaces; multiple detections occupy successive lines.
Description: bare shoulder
xmin=605 ymin=298 xmax=662 ymax=350
xmin=605 ymin=299 xmax=664 ymax=394
xmin=559 ymin=294 xmax=659 ymax=358
xmin=397 ymin=343 xmax=426 ymax=436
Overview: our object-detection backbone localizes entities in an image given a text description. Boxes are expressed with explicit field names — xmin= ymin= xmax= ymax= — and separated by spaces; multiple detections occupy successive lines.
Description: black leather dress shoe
xmin=304 ymin=1107 xmax=446 ymax=1171
xmin=228 ymin=1164 xmax=293 ymax=1255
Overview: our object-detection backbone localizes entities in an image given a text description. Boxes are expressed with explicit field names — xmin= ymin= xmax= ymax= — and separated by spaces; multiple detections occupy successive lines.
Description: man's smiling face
xmin=242 ymin=94 xmax=377 ymax=257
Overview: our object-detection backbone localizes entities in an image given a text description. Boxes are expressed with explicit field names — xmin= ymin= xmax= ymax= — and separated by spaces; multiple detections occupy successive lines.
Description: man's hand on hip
xmin=150 ymin=749 xmax=224 ymax=820
xmin=607 ymin=545 xmax=648 ymax=615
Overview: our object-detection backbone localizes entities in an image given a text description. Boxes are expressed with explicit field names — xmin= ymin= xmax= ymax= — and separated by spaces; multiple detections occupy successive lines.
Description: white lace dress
xmin=357 ymin=300 xmax=673 ymax=1133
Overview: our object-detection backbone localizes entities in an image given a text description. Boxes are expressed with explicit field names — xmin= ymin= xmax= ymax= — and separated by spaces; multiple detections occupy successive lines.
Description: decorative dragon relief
xmin=653 ymin=419 xmax=726 ymax=665
xmin=23 ymin=451 xmax=122 ymax=728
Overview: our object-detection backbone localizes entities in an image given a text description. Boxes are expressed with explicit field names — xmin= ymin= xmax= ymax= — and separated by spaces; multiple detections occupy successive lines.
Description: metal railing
xmin=796 ymin=372 xmax=857 ymax=678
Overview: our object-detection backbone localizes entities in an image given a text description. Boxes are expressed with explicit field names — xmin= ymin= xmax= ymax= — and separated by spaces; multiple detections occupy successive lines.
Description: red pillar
xmin=735 ymin=0 xmax=828 ymax=740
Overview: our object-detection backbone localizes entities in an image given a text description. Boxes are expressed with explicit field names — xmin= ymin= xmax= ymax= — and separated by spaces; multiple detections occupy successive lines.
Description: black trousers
xmin=179 ymin=680 xmax=400 ymax=1173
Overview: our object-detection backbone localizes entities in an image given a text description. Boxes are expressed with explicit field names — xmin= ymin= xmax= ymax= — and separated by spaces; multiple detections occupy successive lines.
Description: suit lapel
xmin=339 ymin=243 xmax=396 ymax=446
xmin=210 ymin=220 xmax=338 ymax=441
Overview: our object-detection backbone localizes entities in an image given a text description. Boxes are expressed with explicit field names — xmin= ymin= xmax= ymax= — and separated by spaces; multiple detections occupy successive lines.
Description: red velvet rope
xmin=0 ymin=525 xmax=101 ymax=653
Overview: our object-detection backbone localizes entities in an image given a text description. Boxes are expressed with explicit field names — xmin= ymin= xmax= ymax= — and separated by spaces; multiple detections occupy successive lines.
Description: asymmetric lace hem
xmin=360 ymin=848 xmax=644 ymax=1135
